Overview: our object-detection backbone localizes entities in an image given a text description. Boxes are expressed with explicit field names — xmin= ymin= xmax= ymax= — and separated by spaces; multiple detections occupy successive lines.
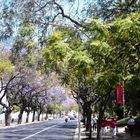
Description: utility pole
xmin=77 ymin=78 xmax=81 ymax=140
xmin=122 ymin=81 xmax=125 ymax=118
xmin=78 ymin=92 xmax=81 ymax=140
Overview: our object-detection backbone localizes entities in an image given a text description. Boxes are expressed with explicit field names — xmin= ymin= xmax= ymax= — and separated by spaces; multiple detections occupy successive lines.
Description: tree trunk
xmin=32 ymin=110 xmax=36 ymax=122
xmin=83 ymin=111 xmax=86 ymax=125
xmin=45 ymin=112 xmax=48 ymax=120
xmin=85 ymin=105 xmax=92 ymax=132
xmin=87 ymin=108 xmax=92 ymax=139
xmin=97 ymin=107 xmax=105 ymax=140
xmin=26 ymin=111 xmax=30 ymax=123
xmin=53 ymin=113 xmax=55 ymax=119
xmin=37 ymin=111 xmax=41 ymax=121
xmin=5 ymin=108 xmax=11 ymax=126
xmin=59 ymin=111 xmax=61 ymax=118
xmin=18 ymin=109 xmax=24 ymax=124
xmin=82 ymin=105 xmax=87 ymax=125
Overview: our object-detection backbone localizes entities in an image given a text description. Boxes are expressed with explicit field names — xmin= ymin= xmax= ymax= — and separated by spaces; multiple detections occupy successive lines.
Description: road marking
xmin=20 ymin=123 xmax=62 ymax=140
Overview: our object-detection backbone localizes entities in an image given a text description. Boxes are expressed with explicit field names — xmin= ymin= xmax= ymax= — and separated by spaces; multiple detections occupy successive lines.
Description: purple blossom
xmin=62 ymin=97 xmax=75 ymax=106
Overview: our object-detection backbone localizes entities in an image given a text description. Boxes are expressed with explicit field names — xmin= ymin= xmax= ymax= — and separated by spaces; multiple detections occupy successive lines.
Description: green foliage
xmin=0 ymin=0 xmax=140 ymax=127
xmin=87 ymin=40 xmax=111 ymax=68
xmin=94 ymin=71 xmax=122 ymax=94
xmin=12 ymin=105 xmax=20 ymax=112
xmin=26 ymin=40 xmax=37 ymax=51
xmin=19 ymin=23 xmax=35 ymax=37
xmin=11 ymin=22 xmax=38 ymax=67
xmin=47 ymin=31 xmax=64 ymax=44
xmin=124 ymin=72 xmax=140 ymax=114
xmin=111 ymin=13 xmax=140 ymax=43
xmin=0 ymin=61 xmax=14 ymax=77
xmin=83 ymin=0 xmax=140 ymax=21
xmin=85 ymin=19 xmax=109 ymax=40
xmin=72 ymin=103 xmax=78 ymax=112
xmin=44 ymin=40 xmax=71 ymax=72
xmin=117 ymin=117 xmax=129 ymax=126
xmin=43 ymin=29 xmax=83 ymax=74
xmin=43 ymin=13 xmax=140 ymax=110
xmin=117 ymin=115 xmax=140 ymax=127
xmin=49 ymin=103 xmax=64 ymax=113
xmin=68 ymin=50 xmax=94 ymax=77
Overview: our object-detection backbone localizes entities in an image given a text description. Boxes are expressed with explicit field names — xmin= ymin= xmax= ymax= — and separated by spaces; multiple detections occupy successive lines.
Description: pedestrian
xmin=92 ymin=116 xmax=97 ymax=132
xmin=110 ymin=117 xmax=117 ymax=138
xmin=101 ymin=117 xmax=107 ymax=135
xmin=65 ymin=115 xmax=68 ymax=123
xmin=127 ymin=116 xmax=135 ymax=137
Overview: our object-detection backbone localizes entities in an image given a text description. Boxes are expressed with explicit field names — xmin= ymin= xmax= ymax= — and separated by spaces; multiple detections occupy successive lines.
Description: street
xmin=0 ymin=119 xmax=77 ymax=140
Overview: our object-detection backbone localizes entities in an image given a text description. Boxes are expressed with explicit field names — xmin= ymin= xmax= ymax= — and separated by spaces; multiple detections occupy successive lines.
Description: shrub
xmin=117 ymin=117 xmax=129 ymax=127
xmin=117 ymin=115 xmax=140 ymax=136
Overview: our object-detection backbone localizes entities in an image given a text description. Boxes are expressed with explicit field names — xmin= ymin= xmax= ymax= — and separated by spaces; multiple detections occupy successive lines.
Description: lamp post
xmin=77 ymin=78 xmax=81 ymax=140
xmin=122 ymin=81 xmax=125 ymax=118
xmin=78 ymin=91 xmax=81 ymax=140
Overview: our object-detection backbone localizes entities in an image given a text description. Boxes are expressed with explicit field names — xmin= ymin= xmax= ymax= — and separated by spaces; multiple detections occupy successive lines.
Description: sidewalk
xmin=0 ymin=120 xmax=47 ymax=130
xmin=73 ymin=123 xmax=87 ymax=140
xmin=73 ymin=124 xmax=140 ymax=140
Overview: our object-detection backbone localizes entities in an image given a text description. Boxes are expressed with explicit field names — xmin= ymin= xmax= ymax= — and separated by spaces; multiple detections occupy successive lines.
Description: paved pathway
xmin=74 ymin=124 xmax=140 ymax=140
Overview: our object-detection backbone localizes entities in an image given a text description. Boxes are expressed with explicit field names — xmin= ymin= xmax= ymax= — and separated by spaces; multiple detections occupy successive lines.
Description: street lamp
xmin=78 ymin=91 xmax=81 ymax=140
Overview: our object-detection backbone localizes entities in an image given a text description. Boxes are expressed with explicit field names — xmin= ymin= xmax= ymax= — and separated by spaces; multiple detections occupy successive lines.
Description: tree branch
xmin=54 ymin=2 xmax=84 ymax=28
xmin=34 ymin=1 xmax=52 ymax=12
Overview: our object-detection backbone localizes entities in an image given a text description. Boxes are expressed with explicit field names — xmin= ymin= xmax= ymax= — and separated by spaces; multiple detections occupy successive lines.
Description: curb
xmin=0 ymin=120 xmax=48 ymax=130
xmin=73 ymin=123 xmax=87 ymax=140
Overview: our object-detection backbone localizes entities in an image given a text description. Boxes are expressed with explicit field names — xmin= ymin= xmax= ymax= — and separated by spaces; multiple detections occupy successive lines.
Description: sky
xmin=0 ymin=0 xmax=91 ymax=48
xmin=0 ymin=38 xmax=14 ymax=48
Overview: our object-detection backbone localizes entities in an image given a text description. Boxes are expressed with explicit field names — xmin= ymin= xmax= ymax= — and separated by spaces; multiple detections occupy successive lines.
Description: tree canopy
xmin=0 ymin=0 xmax=140 ymax=139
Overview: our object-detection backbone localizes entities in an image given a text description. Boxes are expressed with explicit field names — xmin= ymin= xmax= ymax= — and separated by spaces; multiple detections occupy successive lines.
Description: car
xmin=48 ymin=114 xmax=53 ymax=120
xmin=69 ymin=116 xmax=75 ymax=120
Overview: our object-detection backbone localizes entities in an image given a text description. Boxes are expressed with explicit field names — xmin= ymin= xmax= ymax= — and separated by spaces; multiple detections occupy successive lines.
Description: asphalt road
xmin=0 ymin=119 xmax=77 ymax=140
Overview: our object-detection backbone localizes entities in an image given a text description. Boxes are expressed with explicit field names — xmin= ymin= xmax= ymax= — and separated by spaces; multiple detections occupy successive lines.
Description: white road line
xmin=20 ymin=123 xmax=62 ymax=140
